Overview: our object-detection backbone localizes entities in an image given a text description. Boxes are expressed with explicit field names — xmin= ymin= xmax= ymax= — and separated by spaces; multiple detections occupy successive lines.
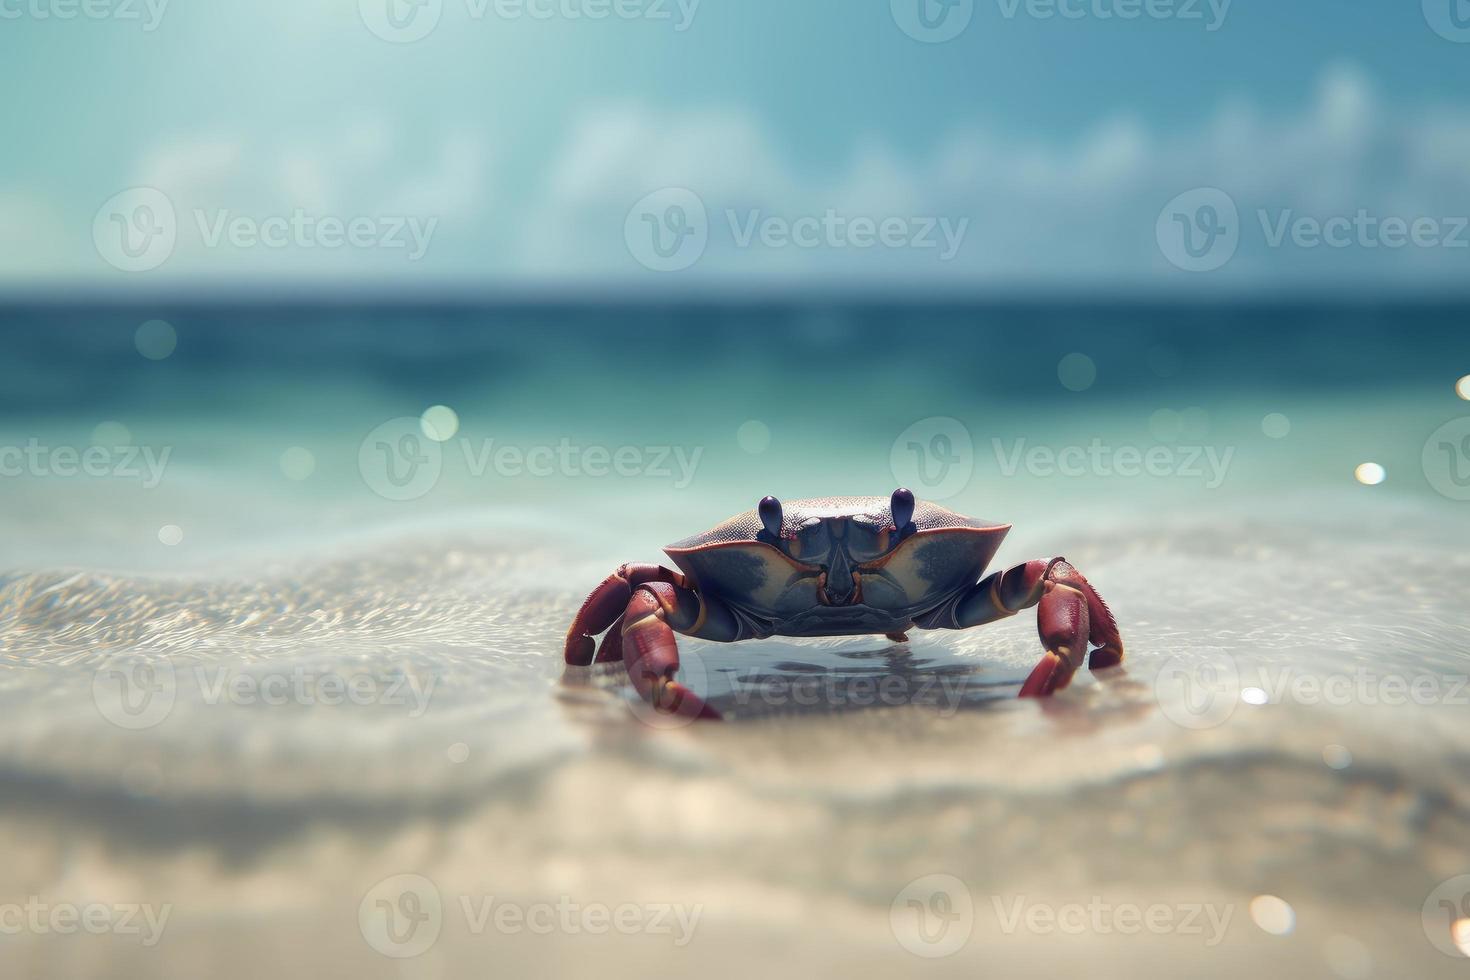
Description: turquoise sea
xmin=1 ymin=302 xmax=1468 ymax=978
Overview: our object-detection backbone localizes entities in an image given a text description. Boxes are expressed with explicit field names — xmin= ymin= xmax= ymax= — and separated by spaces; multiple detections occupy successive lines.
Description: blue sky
xmin=3 ymin=0 xmax=1470 ymax=292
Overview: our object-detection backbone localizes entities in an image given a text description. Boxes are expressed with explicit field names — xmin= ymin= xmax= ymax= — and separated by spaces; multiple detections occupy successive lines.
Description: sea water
xmin=0 ymin=303 xmax=1468 ymax=978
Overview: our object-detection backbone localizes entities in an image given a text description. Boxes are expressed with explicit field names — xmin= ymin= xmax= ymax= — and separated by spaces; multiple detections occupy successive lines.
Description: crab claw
xmin=1019 ymin=573 xmax=1090 ymax=697
xmin=651 ymin=678 xmax=723 ymax=721
xmin=564 ymin=563 xmax=690 ymax=666
xmin=623 ymin=584 xmax=724 ymax=722
xmin=1050 ymin=560 xmax=1124 ymax=672
xmin=1019 ymin=653 xmax=1066 ymax=698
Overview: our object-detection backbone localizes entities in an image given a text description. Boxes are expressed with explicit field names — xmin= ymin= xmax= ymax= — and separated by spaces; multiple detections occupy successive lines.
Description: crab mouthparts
xmin=817 ymin=551 xmax=861 ymax=605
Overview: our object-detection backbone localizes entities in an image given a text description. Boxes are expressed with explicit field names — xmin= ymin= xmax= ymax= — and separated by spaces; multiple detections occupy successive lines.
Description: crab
xmin=564 ymin=489 xmax=1124 ymax=720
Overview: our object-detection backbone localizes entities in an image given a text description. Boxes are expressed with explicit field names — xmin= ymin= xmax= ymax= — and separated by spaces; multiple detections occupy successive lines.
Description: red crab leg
xmin=1053 ymin=560 xmax=1125 ymax=671
xmin=564 ymin=563 xmax=688 ymax=666
xmin=1020 ymin=580 xmax=1090 ymax=697
xmin=622 ymin=583 xmax=722 ymax=721
xmin=917 ymin=557 xmax=1124 ymax=697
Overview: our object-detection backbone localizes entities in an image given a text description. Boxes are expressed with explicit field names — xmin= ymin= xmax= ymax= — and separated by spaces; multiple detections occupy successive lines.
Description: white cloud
xmin=12 ymin=63 xmax=1470 ymax=291
xmin=0 ymin=190 xmax=66 ymax=275
xmin=121 ymin=118 xmax=492 ymax=276
xmin=518 ymin=63 xmax=1470 ymax=289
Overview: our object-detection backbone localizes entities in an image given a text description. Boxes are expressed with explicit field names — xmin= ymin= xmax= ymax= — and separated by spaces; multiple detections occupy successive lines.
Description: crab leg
xmin=1023 ymin=579 xmax=1091 ymax=697
xmin=917 ymin=557 xmax=1124 ymax=697
xmin=622 ymin=582 xmax=725 ymax=721
xmin=564 ymin=563 xmax=689 ymax=666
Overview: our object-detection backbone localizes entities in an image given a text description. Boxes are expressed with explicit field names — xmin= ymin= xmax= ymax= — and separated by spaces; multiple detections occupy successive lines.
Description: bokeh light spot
xmin=280 ymin=446 xmax=316 ymax=481
xmin=91 ymin=421 xmax=132 ymax=448
xmin=1241 ymin=687 xmax=1268 ymax=705
xmin=1354 ymin=462 xmax=1386 ymax=486
xmin=135 ymin=320 xmax=177 ymax=360
xmin=1057 ymin=353 xmax=1096 ymax=392
xmin=1262 ymin=413 xmax=1291 ymax=439
xmin=447 ymin=742 xmax=470 ymax=764
xmin=1250 ymin=895 xmax=1296 ymax=936
xmin=737 ymin=420 xmax=771 ymax=455
xmin=1453 ymin=919 xmax=1470 ymax=957
xmin=157 ymin=524 xmax=184 ymax=547
xmin=1457 ymin=376 xmax=1470 ymax=401
xmin=1149 ymin=408 xmax=1182 ymax=443
xmin=1323 ymin=744 xmax=1353 ymax=770
xmin=420 ymin=405 xmax=460 ymax=442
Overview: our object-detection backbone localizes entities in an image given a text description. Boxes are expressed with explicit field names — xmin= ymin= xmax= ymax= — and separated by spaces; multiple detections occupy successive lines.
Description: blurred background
xmin=2 ymin=2 xmax=1470 ymax=979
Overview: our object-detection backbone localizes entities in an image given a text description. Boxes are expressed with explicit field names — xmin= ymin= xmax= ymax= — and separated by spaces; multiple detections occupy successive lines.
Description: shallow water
xmin=1 ymin=305 xmax=1469 ymax=978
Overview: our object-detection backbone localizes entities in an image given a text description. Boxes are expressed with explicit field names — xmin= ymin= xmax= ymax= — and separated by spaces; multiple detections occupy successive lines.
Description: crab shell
xmin=664 ymin=496 xmax=1010 ymax=637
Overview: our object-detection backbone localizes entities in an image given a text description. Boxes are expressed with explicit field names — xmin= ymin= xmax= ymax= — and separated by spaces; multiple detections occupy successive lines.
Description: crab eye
xmin=891 ymin=487 xmax=916 ymax=530
xmin=758 ymin=495 xmax=783 ymax=539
